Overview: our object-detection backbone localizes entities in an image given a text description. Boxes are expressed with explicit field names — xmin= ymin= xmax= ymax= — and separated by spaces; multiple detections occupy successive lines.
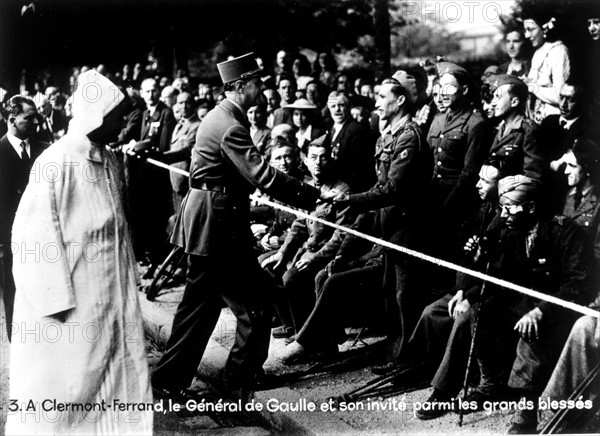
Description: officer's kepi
xmin=217 ymin=53 xmax=262 ymax=85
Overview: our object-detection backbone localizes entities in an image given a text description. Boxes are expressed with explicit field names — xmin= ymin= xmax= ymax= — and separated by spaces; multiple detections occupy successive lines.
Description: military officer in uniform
xmin=151 ymin=53 xmax=327 ymax=401
xmin=488 ymin=74 xmax=545 ymax=180
xmin=427 ymin=62 xmax=493 ymax=267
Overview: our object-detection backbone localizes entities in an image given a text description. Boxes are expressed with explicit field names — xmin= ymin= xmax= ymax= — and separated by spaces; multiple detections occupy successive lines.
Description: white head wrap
xmin=68 ymin=70 xmax=125 ymax=135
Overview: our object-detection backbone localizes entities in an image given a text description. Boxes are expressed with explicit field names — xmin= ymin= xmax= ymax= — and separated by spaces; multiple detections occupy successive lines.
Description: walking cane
xmin=458 ymin=259 xmax=491 ymax=427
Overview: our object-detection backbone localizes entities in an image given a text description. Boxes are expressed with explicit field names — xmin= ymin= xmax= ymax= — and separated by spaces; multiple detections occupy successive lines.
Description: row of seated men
xmin=245 ymin=66 xmax=600 ymax=434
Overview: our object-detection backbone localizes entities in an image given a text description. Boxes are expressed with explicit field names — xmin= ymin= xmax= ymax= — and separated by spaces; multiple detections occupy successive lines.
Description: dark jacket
xmin=141 ymin=101 xmax=176 ymax=152
xmin=0 ymin=135 xmax=48 ymax=243
xmin=171 ymin=99 xmax=320 ymax=257
xmin=330 ymin=118 xmax=376 ymax=193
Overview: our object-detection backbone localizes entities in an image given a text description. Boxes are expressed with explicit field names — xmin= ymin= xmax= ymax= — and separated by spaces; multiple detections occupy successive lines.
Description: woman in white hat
xmin=283 ymin=98 xmax=325 ymax=157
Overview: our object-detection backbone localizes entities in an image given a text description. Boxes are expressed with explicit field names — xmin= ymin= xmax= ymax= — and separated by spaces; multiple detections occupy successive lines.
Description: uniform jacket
xmin=279 ymin=178 xmax=353 ymax=264
xmin=428 ymin=106 xmax=493 ymax=217
xmin=331 ymin=118 xmax=376 ymax=193
xmin=490 ymin=115 xmax=544 ymax=180
xmin=563 ymin=185 xmax=600 ymax=263
xmin=349 ymin=116 xmax=432 ymax=241
xmin=161 ymin=114 xmax=201 ymax=195
xmin=171 ymin=99 xmax=320 ymax=257
xmin=0 ymin=134 xmax=48 ymax=243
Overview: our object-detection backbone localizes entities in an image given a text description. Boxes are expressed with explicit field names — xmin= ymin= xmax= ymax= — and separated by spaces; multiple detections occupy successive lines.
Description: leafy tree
xmin=392 ymin=22 xmax=460 ymax=59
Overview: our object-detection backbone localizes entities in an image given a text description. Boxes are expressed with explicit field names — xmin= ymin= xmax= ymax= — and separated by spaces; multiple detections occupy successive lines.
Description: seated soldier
xmin=560 ymin=138 xmax=600 ymax=260
xmin=276 ymin=210 xmax=386 ymax=363
xmin=386 ymin=159 xmax=505 ymax=382
xmin=416 ymin=176 xmax=595 ymax=433
xmin=261 ymin=134 xmax=354 ymax=339
xmin=251 ymin=139 xmax=305 ymax=257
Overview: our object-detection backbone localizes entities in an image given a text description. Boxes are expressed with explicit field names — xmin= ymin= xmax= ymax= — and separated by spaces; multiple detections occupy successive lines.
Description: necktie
xmin=560 ymin=119 xmax=567 ymax=129
xmin=574 ymin=189 xmax=583 ymax=210
xmin=173 ymin=119 xmax=185 ymax=138
xmin=20 ymin=141 xmax=31 ymax=168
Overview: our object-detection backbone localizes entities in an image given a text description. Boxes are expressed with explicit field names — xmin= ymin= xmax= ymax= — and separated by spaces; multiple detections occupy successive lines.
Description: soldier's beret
xmin=217 ymin=53 xmax=261 ymax=84
xmin=391 ymin=70 xmax=418 ymax=104
xmin=489 ymin=74 xmax=528 ymax=94
xmin=498 ymin=175 xmax=540 ymax=204
xmin=309 ymin=133 xmax=332 ymax=150
xmin=436 ymin=62 xmax=469 ymax=78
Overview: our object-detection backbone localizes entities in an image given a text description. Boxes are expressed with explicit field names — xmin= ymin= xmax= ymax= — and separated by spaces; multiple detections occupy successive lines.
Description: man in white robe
xmin=6 ymin=70 xmax=152 ymax=435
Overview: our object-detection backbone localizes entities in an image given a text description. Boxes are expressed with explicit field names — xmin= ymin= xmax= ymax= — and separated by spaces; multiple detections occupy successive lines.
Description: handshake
xmin=319 ymin=189 xmax=350 ymax=203
xmin=122 ymin=139 xmax=154 ymax=159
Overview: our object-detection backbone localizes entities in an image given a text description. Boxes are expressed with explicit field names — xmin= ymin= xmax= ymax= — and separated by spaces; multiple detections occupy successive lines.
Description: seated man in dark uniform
xmin=416 ymin=176 xmax=595 ymax=434
xmin=392 ymin=159 xmax=505 ymax=384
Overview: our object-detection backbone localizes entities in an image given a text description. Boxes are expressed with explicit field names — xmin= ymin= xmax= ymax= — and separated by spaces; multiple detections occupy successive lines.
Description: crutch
xmin=458 ymin=260 xmax=491 ymax=427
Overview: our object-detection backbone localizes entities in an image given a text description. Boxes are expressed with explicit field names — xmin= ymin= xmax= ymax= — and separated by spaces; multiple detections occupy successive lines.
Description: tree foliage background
xmin=2 ymin=0 xmax=597 ymax=91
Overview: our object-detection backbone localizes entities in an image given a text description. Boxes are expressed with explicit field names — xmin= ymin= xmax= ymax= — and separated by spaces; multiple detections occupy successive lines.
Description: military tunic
xmin=489 ymin=115 xmax=544 ymax=180
xmin=348 ymin=114 xmax=433 ymax=359
xmin=428 ymin=106 xmax=492 ymax=212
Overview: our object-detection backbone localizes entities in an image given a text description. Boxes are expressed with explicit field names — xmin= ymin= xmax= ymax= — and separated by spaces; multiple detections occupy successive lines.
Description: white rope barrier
xmin=144 ymin=156 xmax=600 ymax=319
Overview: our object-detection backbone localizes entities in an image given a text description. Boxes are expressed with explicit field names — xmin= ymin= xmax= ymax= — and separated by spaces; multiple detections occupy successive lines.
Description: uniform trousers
xmin=152 ymin=252 xmax=273 ymax=393
xmin=295 ymin=261 xmax=384 ymax=349
xmin=383 ymin=224 xmax=431 ymax=361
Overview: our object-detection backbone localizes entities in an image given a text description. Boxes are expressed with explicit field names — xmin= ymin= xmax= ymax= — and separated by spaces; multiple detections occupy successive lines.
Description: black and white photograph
xmin=0 ymin=0 xmax=599 ymax=434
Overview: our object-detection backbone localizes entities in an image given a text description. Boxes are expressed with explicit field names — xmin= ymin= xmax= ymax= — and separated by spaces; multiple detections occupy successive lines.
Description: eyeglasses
xmin=499 ymin=203 xmax=525 ymax=214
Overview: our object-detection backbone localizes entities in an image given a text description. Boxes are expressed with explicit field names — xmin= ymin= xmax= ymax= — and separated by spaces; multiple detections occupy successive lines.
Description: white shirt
xmin=7 ymin=132 xmax=30 ymax=158
xmin=559 ymin=116 xmax=579 ymax=130
xmin=296 ymin=125 xmax=313 ymax=146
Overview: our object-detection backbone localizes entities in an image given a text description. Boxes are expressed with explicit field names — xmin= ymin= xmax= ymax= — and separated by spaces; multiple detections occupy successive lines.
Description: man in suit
xmin=327 ymin=90 xmax=376 ymax=193
xmin=543 ymin=82 xmax=600 ymax=162
xmin=542 ymin=82 xmax=600 ymax=213
xmin=125 ymin=78 xmax=176 ymax=263
xmin=158 ymin=92 xmax=201 ymax=214
xmin=151 ymin=53 xmax=329 ymax=402
xmin=0 ymin=95 xmax=47 ymax=340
